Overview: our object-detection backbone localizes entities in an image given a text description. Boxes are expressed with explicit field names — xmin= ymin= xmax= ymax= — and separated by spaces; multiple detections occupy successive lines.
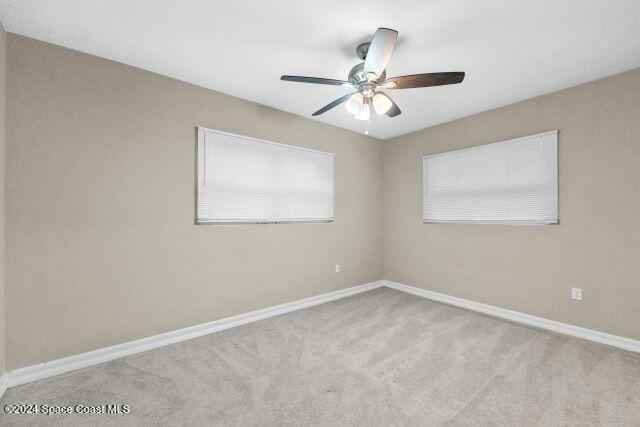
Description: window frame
xmin=195 ymin=127 xmax=335 ymax=225
xmin=421 ymin=130 xmax=559 ymax=226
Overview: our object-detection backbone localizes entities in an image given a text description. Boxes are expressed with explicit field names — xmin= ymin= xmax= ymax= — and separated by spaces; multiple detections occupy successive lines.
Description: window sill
xmin=196 ymin=219 xmax=334 ymax=225
xmin=422 ymin=220 xmax=558 ymax=225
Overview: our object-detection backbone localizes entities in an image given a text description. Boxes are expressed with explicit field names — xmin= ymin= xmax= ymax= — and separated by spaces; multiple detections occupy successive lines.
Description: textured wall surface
xmin=5 ymin=31 xmax=640 ymax=372
xmin=382 ymin=68 xmax=640 ymax=340
xmin=6 ymin=35 xmax=382 ymax=369
xmin=0 ymin=22 xmax=6 ymax=374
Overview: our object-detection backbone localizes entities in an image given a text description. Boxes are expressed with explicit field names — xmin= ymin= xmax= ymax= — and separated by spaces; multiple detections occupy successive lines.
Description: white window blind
xmin=423 ymin=131 xmax=558 ymax=224
xmin=197 ymin=128 xmax=334 ymax=224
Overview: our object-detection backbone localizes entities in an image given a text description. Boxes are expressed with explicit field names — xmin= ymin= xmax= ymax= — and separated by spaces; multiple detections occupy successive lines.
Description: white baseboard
xmin=382 ymin=279 xmax=640 ymax=353
xmin=2 ymin=277 xmax=638 ymax=400
xmin=1 ymin=280 xmax=383 ymax=395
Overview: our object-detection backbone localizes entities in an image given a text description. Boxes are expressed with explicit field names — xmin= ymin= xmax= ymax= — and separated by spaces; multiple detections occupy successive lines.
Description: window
xmin=196 ymin=127 xmax=334 ymax=224
xmin=422 ymin=131 xmax=558 ymax=224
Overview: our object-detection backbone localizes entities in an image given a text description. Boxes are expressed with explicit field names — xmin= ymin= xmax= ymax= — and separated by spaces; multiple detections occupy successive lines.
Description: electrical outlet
xmin=571 ymin=287 xmax=582 ymax=301
xmin=335 ymin=264 xmax=341 ymax=273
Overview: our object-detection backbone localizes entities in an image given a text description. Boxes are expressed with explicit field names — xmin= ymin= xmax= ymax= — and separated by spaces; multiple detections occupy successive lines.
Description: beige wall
xmin=0 ymin=22 xmax=6 ymax=374
xmin=6 ymin=35 xmax=382 ymax=370
xmin=5 ymin=31 xmax=640 ymax=372
xmin=383 ymin=68 xmax=640 ymax=340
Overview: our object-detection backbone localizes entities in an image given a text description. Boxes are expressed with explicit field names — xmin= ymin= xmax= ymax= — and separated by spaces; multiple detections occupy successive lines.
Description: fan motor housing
xmin=348 ymin=63 xmax=386 ymax=88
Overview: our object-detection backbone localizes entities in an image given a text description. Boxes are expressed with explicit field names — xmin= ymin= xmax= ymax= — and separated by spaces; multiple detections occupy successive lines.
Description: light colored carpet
xmin=2 ymin=287 xmax=639 ymax=426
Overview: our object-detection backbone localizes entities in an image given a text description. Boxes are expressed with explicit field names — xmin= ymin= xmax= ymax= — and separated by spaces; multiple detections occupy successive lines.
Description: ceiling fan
xmin=281 ymin=28 xmax=465 ymax=121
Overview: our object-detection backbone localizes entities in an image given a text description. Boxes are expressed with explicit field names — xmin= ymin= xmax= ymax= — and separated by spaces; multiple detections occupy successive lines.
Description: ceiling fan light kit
xmin=373 ymin=92 xmax=393 ymax=115
xmin=345 ymin=92 xmax=364 ymax=115
xmin=354 ymin=102 xmax=371 ymax=121
xmin=281 ymin=27 xmax=466 ymax=128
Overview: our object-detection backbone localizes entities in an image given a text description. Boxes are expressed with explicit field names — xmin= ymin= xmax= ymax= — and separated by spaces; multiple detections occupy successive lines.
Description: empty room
xmin=0 ymin=0 xmax=639 ymax=425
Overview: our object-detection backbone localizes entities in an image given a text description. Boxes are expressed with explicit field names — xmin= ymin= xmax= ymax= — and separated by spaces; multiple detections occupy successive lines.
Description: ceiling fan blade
xmin=384 ymin=72 xmax=465 ymax=89
xmin=363 ymin=28 xmax=398 ymax=78
xmin=385 ymin=95 xmax=401 ymax=117
xmin=312 ymin=93 xmax=353 ymax=116
xmin=281 ymin=75 xmax=349 ymax=86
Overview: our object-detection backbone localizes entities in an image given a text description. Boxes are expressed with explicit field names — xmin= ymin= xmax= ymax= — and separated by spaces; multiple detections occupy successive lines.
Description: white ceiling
xmin=2 ymin=0 xmax=640 ymax=139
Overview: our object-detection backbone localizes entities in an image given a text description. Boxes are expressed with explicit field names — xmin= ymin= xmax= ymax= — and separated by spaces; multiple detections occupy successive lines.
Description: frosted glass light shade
xmin=355 ymin=103 xmax=370 ymax=120
xmin=345 ymin=93 xmax=364 ymax=115
xmin=373 ymin=92 xmax=392 ymax=115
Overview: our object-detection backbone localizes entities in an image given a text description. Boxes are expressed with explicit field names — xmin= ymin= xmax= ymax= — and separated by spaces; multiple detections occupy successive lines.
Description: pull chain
xmin=365 ymin=118 xmax=371 ymax=135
